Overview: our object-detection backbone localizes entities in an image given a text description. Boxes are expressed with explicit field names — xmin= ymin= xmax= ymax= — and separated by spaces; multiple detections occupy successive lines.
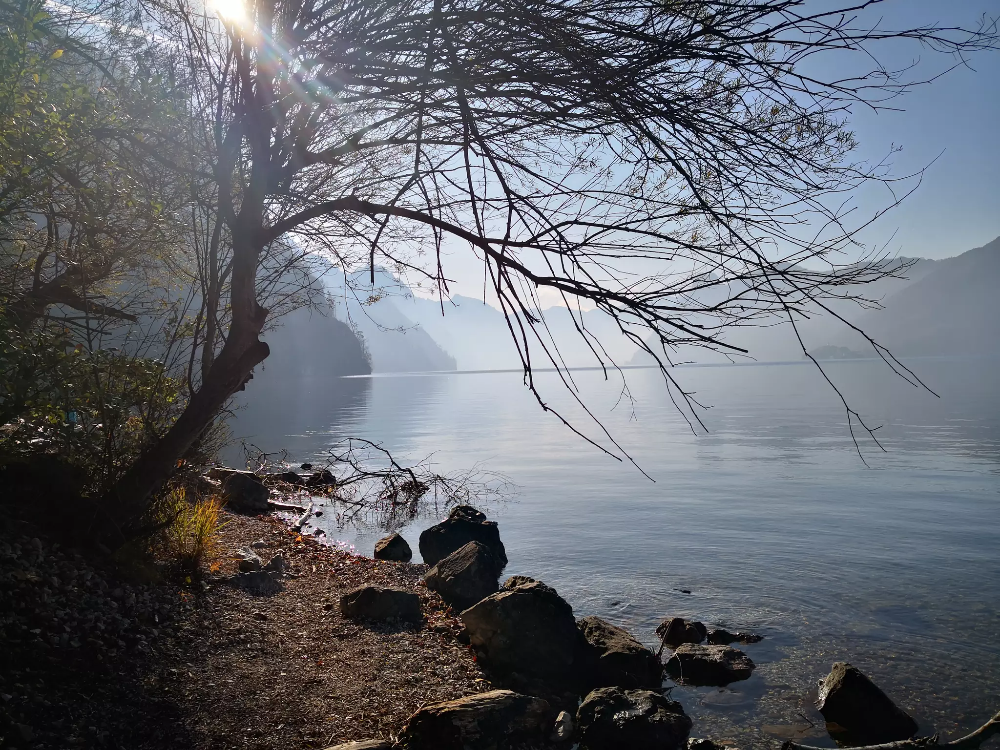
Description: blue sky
xmin=826 ymin=0 xmax=1000 ymax=260
xmin=413 ymin=1 xmax=999 ymax=305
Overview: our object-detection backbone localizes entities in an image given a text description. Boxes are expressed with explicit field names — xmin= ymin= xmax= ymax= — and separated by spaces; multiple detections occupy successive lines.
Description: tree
xmin=91 ymin=0 xmax=994 ymax=535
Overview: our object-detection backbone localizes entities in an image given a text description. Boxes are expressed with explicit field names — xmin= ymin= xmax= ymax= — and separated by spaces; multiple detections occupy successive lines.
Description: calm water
xmin=227 ymin=358 xmax=1000 ymax=748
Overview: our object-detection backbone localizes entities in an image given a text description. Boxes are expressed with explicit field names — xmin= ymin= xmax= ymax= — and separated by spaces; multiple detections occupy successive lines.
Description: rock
xmin=664 ymin=644 xmax=754 ymax=686
xmin=418 ymin=505 xmax=507 ymax=571
xmin=687 ymin=739 xmax=728 ymax=750
xmin=424 ymin=541 xmax=500 ymax=611
xmin=398 ymin=689 xmax=554 ymax=750
xmin=238 ymin=549 xmax=263 ymax=573
xmin=301 ymin=462 xmax=313 ymax=470
xmin=274 ymin=471 xmax=304 ymax=485
xmin=551 ymin=710 xmax=574 ymax=743
xmin=576 ymin=687 xmax=692 ymax=750
xmin=461 ymin=578 xmax=587 ymax=692
xmin=307 ymin=469 xmax=336 ymax=487
xmin=373 ymin=533 xmax=412 ymax=563
xmin=340 ymin=586 xmax=423 ymax=624
xmin=816 ymin=662 xmax=918 ymax=744
xmin=231 ymin=570 xmax=283 ymax=595
xmin=501 ymin=575 xmax=537 ymax=591
xmin=322 ymin=742 xmax=393 ymax=750
xmin=215 ymin=470 xmax=270 ymax=513
xmin=263 ymin=552 xmax=286 ymax=574
xmin=656 ymin=617 xmax=707 ymax=648
xmin=577 ymin=616 xmax=662 ymax=689
xmin=705 ymin=628 xmax=763 ymax=645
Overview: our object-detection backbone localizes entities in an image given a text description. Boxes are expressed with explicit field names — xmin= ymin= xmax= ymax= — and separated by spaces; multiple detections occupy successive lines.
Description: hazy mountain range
xmin=256 ymin=235 xmax=1000 ymax=376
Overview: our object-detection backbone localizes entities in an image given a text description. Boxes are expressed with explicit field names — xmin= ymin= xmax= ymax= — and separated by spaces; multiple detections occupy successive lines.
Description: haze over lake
xmin=227 ymin=357 xmax=1000 ymax=747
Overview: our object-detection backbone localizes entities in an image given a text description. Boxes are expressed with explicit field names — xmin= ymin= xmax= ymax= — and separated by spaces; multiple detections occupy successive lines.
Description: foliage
xmin=0 ymin=309 xmax=185 ymax=495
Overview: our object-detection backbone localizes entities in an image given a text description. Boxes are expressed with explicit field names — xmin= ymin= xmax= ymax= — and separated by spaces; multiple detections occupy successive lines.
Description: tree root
xmin=782 ymin=711 xmax=1000 ymax=750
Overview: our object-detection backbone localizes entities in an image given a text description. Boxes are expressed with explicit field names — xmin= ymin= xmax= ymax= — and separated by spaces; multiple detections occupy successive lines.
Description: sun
xmin=209 ymin=0 xmax=247 ymax=24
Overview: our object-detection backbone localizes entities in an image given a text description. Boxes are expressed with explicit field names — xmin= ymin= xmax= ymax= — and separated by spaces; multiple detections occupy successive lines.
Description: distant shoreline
xmin=341 ymin=353 xmax=1000 ymax=379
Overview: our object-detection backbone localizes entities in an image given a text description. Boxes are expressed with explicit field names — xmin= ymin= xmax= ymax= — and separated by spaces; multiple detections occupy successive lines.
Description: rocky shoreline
xmin=0 ymin=468 xmax=966 ymax=750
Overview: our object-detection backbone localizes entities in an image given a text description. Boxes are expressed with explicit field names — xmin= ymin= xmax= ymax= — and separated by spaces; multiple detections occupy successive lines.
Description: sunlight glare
xmin=209 ymin=0 xmax=247 ymax=24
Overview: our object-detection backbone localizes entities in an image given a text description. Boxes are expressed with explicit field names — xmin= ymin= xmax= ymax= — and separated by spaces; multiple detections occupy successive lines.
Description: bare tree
xmin=91 ymin=0 xmax=995 ymax=534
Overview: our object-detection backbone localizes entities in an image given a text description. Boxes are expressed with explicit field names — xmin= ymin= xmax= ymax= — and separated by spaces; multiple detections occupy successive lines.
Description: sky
xmin=416 ymin=0 xmax=999 ymax=306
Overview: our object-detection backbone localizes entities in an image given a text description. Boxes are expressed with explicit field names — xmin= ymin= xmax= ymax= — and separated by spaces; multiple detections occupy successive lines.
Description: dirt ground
xmin=0 ymin=511 xmax=487 ymax=749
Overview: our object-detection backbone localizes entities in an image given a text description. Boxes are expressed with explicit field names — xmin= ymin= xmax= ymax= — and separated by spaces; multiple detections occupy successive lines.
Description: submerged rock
xmin=705 ymin=628 xmax=763 ymax=645
xmin=576 ymin=686 xmax=692 ymax=750
xmin=578 ymin=615 xmax=662 ymax=690
xmin=816 ymin=662 xmax=918 ymax=745
xmin=418 ymin=505 xmax=507 ymax=570
xmin=340 ymin=586 xmax=422 ymax=624
xmin=373 ymin=533 xmax=412 ymax=562
xmin=461 ymin=578 xmax=586 ymax=693
xmin=424 ymin=541 xmax=500 ymax=611
xmin=398 ymin=689 xmax=554 ymax=750
xmin=664 ymin=644 xmax=755 ymax=686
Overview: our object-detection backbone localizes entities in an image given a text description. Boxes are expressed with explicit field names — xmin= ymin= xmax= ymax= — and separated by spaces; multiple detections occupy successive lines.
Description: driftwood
xmin=291 ymin=501 xmax=315 ymax=533
xmin=783 ymin=711 xmax=1000 ymax=750
xmin=267 ymin=499 xmax=310 ymax=512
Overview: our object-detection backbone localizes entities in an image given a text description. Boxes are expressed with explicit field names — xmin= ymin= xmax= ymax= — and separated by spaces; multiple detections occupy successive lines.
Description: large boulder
xmin=576 ymin=687 xmax=692 ymax=750
xmin=340 ymin=586 xmax=423 ymax=624
xmin=578 ymin=616 xmax=662 ymax=690
xmin=816 ymin=662 xmax=918 ymax=744
xmin=425 ymin=541 xmax=500 ymax=611
xmin=398 ymin=690 xmax=554 ymax=750
xmin=656 ymin=617 xmax=707 ymax=648
xmin=419 ymin=505 xmax=507 ymax=570
xmin=461 ymin=578 xmax=587 ymax=693
xmin=374 ymin=533 xmax=412 ymax=562
xmin=664 ymin=644 xmax=754 ymax=686
xmin=211 ymin=469 xmax=270 ymax=513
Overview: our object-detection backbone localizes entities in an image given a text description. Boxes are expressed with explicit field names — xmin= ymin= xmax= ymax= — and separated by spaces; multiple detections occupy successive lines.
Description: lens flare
xmin=209 ymin=0 xmax=247 ymax=24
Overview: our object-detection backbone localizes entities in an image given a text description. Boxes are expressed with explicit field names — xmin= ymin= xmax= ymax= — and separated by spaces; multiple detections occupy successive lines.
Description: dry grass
xmin=161 ymin=487 xmax=226 ymax=573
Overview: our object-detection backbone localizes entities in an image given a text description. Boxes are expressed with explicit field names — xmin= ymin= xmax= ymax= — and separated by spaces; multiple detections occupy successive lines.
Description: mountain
xmin=320 ymin=266 xmax=457 ymax=373
xmin=257 ymin=304 xmax=371 ymax=381
xmin=833 ymin=236 xmax=1000 ymax=357
xmin=629 ymin=241 xmax=999 ymax=365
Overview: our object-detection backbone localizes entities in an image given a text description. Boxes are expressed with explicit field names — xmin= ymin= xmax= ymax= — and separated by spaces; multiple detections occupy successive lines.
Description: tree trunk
xmin=104 ymin=327 xmax=269 ymax=538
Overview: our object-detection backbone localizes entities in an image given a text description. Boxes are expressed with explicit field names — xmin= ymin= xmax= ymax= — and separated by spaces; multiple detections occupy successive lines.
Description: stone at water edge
xmin=664 ymin=644 xmax=755 ymax=686
xmin=373 ymin=533 xmax=412 ymax=562
xmin=578 ymin=615 xmax=662 ymax=690
xmin=208 ymin=469 xmax=270 ymax=513
xmin=576 ymin=686 xmax=692 ymax=750
xmin=418 ymin=505 xmax=508 ymax=570
xmin=460 ymin=578 xmax=588 ymax=693
xmin=424 ymin=541 xmax=500 ymax=611
xmin=656 ymin=617 xmax=708 ymax=648
xmin=397 ymin=689 xmax=555 ymax=750
xmin=816 ymin=662 xmax=919 ymax=745
xmin=551 ymin=710 xmax=574 ymax=743
xmin=706 ymin=627 xmax=764 ymax=645
xmin=340 ymin=586 xmax=423 ymax=624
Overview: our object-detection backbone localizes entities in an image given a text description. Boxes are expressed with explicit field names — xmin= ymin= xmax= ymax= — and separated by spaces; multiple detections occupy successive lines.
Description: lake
xmin=226 ymin=357 xmax=1000 ymax=748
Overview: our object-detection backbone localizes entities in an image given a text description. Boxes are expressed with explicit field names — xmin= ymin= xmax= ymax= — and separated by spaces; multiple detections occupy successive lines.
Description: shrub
xmin=159 ymin=486 xmax=226 ymax=574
